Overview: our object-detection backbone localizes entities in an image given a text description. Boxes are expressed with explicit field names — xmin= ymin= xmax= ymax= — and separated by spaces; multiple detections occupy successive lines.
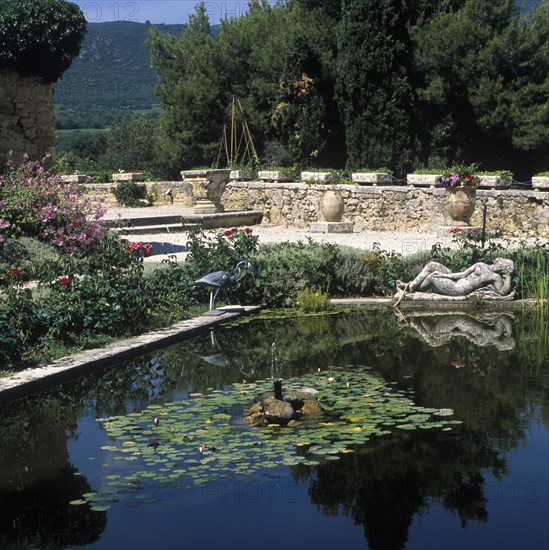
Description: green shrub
xmin=0 ymin=0 xmax=86 ymax=83
xmin=112 ymin=181 xmax=148 ymax=207
xmin=0 ymin=286 xmax=43 ymax=366
xmin=476 ymin=170 xmax=513 ymax=177
xmin=0 ymin=237 xmax=62 ymax=285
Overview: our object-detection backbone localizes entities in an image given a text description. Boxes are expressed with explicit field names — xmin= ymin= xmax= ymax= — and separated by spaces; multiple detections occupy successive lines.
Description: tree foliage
xmin=115 ymin=0 xmax=549 ymax=178
xmin=336 ymin=0 xmax=420 ymax=173
xmin=0 ymin=0 xmax=86 ymax=83
xmin=411 ymin=0 xmax=549 ymax=172
xmin=148 ymin=3 xmax=224 ymax=176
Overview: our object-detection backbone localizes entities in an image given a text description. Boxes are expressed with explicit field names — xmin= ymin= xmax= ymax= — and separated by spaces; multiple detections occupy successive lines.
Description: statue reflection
xmin=196 ymin=329 xmax=256 ymax=378
xmin=396 ymin=311 xmax=516 ymax=351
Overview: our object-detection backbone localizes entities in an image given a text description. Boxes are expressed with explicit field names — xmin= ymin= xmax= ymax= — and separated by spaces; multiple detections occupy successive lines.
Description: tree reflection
xmin=0 ymin=308 xmax=546 ymax=548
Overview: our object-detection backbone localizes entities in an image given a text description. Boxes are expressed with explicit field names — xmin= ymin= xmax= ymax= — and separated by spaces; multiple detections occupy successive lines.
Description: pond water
xmin=0 ymin=308 xmax=548 ymax=550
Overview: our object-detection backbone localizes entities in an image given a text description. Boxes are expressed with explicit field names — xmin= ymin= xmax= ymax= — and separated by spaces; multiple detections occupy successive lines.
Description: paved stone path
xmin=0 ymin=306 xmax=261 ymax=404
xmin=106 ymin=205 xmax=458 ymax=262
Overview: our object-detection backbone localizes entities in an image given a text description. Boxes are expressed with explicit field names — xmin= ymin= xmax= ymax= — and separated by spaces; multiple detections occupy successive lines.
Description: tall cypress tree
xmin=336 ymin=0 xmax=420 ymax=174
xmin=148 ymin=3 xmax=223 ymax=175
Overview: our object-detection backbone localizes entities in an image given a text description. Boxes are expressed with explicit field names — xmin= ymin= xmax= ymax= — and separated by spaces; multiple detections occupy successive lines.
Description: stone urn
xmin=321 ymin=190 xmax=344 ymax=222
xmin=445 ymin=187 xmax=476 ymax=226
xmin=181 ymin=169 xmax=231 ymax=214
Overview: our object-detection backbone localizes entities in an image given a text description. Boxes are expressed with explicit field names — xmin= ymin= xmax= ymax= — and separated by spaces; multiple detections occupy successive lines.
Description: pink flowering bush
xmin=0 ymin=153 xmax=108 ymax=252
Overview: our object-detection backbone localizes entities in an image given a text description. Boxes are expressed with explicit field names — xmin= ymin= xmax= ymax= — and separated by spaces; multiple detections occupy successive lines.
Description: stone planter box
xmin=352 ymin=172 xmax=392 ymax=185
xmin=258 ymin=170 xmax=295 ymax=182
xmin=407 ymin=174 xmax=442 ymax=187
xmin=113 ymin=172 xmax=144 ymax=182
xmin=531 ymin=176 xmax=549 ymax=190
xmin=477 ymin=175 xmax=512 ymax=188
xmin=230 ymin=170 xmax=255 ymax=181
xmin=61 ymin=174 xmax=87 ymax=183
xmin=301 ymin=171 xmax=338 ymax=182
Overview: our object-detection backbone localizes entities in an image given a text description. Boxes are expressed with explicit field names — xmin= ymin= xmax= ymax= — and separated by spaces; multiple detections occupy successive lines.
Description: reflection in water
xmin=396 ymin=310 xmax=516 ymax=350
xmin=0 ymin=310 xmax=547 ymax=549
xmin=195 ymin=329 xmax=256 ymax=378
xmin=0 ymin=403 xmax=106 ymax=548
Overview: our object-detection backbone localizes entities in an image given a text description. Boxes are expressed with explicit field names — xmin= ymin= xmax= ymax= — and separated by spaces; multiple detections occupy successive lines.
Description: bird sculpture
xmin=192 ymin=259 xmax=254 ymax=311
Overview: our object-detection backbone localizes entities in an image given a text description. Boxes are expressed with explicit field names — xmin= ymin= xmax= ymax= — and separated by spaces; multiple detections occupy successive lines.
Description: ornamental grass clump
xmin=296 ymin=286 xmax=329 ymax=312
xmin=0 ymin=154 xmax=108 ymax=252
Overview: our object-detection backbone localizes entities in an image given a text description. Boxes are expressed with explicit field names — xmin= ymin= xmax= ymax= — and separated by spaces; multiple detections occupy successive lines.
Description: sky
xmin=70 ymin=1 xmax=276 ymax=25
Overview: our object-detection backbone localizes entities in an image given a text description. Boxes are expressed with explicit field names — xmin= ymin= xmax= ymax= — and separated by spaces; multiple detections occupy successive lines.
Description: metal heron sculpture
xmin=192 ymin=259 xmax=254 ymax=311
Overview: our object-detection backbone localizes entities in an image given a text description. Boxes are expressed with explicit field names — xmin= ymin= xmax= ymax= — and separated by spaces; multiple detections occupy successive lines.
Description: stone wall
xmin=85 ymin=181 xmax=193 ymax=208
xmin=85 ymin=180 xmax=548 ymax=237
xmin=223 ymin=182 xmax=548 ymax=237
xmin=0 ymin=70 xmax=55 ymax=166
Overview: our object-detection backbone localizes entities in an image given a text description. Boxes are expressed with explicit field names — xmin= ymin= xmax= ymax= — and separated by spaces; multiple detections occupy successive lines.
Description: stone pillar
xmin=0 ymin=70 xmax=55 ymax=166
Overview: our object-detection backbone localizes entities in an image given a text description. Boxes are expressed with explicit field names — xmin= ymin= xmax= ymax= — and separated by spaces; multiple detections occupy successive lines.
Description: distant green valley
xmin=54 ymin=21 xmax=186 ymax=131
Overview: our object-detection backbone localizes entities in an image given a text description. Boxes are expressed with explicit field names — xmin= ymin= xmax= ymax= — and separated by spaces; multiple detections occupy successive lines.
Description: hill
xmin=54 ymin=21 xmax=186 ymax=129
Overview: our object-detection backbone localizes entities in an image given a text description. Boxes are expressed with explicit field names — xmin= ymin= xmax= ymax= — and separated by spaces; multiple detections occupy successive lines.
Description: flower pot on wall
xmin=321 ymin=190 xmax=344 ymax=222
xmin=445 ymin=187 xmax=476 ymax=226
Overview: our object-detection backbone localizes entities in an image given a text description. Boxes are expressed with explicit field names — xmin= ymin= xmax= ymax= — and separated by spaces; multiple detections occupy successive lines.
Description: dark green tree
xmin=101 ymin=116 xmax=160 ymax=174
xmin=271 ymin=38 xmax=331 ymax=168
xmin=410 ymin=0 xmax=549 ymax=175
xmin=148 ymin=3 xmax=224 ymax=176
xmin=0 ymin=0 xmax=86 ymax=83
xmin=214 ymin=1 xmax=301 ymax=164
xmin=216 ymin=0 xmax=342 ymax=168
xmin=336 ymin=0 xmax=420 ymax=174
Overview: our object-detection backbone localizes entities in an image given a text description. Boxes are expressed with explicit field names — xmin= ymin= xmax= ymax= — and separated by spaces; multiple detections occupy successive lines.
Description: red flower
xmin=245 ymin=227 xmax=253 ymax=234
xmin=231 ymin=227 xmax=238 ymax=234
xmin=8 ymin=267 xmax=21 ymax=277
xmin=223 ymin=229 xmax=233 ymax=237
xmin=59 ymin=276 xmax=72 ymax=285
xmin=142 ymin=244 xmax=153 ymax=257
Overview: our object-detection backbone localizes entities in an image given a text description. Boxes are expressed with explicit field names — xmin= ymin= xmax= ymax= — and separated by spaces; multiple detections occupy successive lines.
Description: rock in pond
xmin=244 ymin=388 xmax=323 ymax=427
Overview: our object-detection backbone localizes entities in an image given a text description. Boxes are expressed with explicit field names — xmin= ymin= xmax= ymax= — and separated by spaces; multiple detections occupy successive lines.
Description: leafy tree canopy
xmin=0 ymin=0 xmax=86 ymax=83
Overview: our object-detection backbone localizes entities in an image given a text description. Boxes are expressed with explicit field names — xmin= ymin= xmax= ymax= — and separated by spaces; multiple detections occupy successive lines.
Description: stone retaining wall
xmin=225 ymin=182 xmax=548 ymax=237
xmin=86 ymin=181 xmax=548 ymax=237
xmin=0 ymin=70 xmax=55 ymax=166
xmin=85 ymin=181 xmax=193 ymax=208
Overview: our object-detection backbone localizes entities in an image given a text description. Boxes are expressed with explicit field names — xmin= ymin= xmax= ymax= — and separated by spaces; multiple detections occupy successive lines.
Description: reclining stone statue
xmin=394 ymin=258 xmax=515 ymax=301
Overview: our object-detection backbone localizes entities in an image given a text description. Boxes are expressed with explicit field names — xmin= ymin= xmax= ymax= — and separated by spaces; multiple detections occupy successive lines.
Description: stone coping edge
xmin=0 ymin=305 xmax=262 ymax=405
xmin=330 ymin=298 xmax=541 ymax=310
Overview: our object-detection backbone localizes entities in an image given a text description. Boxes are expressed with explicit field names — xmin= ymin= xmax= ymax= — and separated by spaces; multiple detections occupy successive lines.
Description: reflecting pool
xmin=1 ymin=308 xmax=548 ymax=550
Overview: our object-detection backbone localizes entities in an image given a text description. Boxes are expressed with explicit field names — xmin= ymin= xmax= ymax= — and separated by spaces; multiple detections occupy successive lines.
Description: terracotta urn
xmin=445 ymin=187 xmax=476 ymax=226
xmin=321 ymin=190 xmax=344 ymax=222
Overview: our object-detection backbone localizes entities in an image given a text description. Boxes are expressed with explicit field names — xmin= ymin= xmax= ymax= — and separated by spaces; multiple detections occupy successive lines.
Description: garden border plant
xmin=1 ymin=154 xmax=547 ymax=371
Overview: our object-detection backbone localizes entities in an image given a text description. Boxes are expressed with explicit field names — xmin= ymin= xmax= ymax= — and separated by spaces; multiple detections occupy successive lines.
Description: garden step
xmin=105 ymin=215 xmax=184 ymax=228
xmin=112 ymin=223 xmax=190 ymax=235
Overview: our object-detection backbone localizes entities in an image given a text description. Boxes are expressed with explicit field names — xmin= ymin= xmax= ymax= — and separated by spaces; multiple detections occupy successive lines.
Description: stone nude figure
xmin=394 ymin=258 xmax=515 ymax=301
